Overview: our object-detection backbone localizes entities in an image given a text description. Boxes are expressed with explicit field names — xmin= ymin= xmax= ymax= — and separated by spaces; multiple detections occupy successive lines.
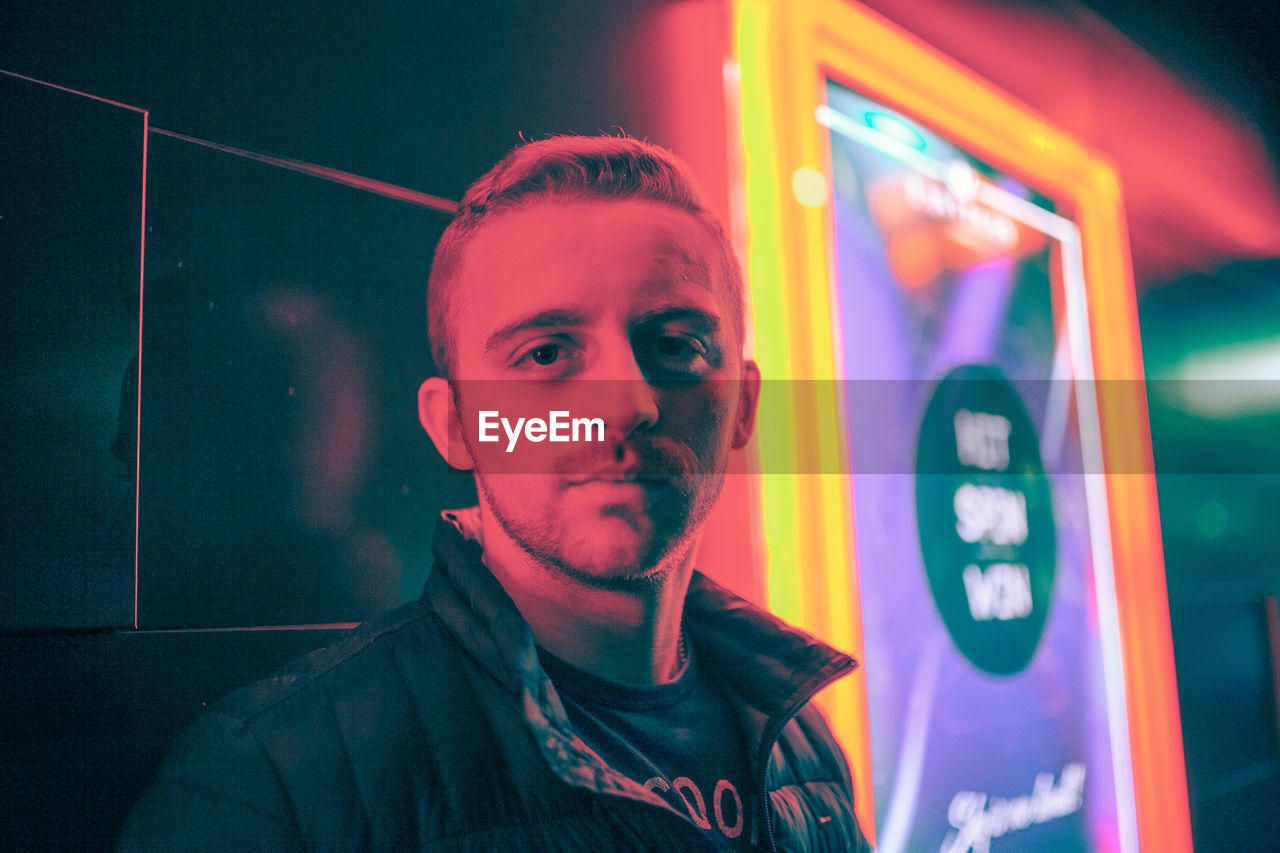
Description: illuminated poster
xmin=823 ymin=81 xmax=1132 ymax=852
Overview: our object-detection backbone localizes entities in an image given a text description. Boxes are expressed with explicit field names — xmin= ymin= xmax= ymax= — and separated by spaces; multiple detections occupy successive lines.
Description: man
xmin=121 ymin=136 xmax=871 ymax=851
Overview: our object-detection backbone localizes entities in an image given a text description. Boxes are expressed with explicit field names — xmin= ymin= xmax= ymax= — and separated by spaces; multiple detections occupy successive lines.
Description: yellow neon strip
xmin=735 ymin=0 xmax=803 ymax=626
xmin=735 ymin=0 xmax=873 ymax=839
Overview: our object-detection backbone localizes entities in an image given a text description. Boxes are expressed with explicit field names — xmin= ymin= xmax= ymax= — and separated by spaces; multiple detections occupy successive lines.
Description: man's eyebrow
xmin=483 ymin=308 xmax=590 ymax=354
xmin=631 ymin=305 xmax=720 ymax=331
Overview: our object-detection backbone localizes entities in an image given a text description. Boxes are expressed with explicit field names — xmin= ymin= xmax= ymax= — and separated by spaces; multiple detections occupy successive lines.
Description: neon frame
xmin=731 ymin=1 xmax=1190 ymax=850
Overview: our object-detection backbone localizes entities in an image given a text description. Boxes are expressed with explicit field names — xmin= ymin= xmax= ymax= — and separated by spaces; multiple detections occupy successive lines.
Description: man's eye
xmin=642 ymin=334 xmax=713 ymax=380
xmin=513 ymin=340 xmax=576 ymax=371
xmin=653 ymin=335 xmax=708 ymax=360
xmin=528 ymin=344 xmax=561 ymax=365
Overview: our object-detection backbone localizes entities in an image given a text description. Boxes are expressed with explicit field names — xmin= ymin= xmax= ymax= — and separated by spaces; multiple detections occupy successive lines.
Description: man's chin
xmin=549 ymin=481 xmax=708 ymax=585
xmin=557 ymin=520 xmax=662 ymax=583
xmin=551 ymin=552 xmax=673 ymax=592
xmin=475 ymin=476 xmax=700 ymax=589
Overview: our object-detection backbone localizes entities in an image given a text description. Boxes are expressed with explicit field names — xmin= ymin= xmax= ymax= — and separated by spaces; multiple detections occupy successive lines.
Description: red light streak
xmin=148 ymin=127 xmax=458 ymax=214
xmin=135 ymin=110 xmax=148 ymax=630
xmin=0 ymin=69 xmax=147 ymax=113
xmin=1266 ymin=595 xmax=1280 ymax=761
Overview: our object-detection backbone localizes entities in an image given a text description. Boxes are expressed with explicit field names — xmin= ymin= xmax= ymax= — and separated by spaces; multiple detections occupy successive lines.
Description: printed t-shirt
xmin=538 ymin=643 xmax=761 ymax=850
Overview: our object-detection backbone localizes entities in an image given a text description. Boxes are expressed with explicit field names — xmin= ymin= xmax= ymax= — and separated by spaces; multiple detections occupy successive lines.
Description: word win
xmin=478 ymin=410 xmax=605 ymax=452
xmin=962 ymin=563 xmax=1032 ymax=621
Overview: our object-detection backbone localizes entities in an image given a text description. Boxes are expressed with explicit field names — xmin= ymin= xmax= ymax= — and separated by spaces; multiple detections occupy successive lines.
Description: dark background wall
xmin=2 ymin=1 xmax=669 ymax=212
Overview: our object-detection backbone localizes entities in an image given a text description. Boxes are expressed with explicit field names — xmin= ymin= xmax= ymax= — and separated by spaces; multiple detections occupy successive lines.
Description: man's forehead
xmin=452 ymin=198 xmax=726 ymax=320
xmin=471 ymin=197 xmax=716 ymax=261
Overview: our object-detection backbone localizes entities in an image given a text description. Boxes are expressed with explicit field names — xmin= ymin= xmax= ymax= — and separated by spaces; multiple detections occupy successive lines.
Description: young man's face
xmin=426 ymin=197 xmax=758 ymax=587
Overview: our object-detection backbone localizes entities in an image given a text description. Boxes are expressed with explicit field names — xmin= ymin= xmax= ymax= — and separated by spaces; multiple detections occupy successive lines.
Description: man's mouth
xmin=564 ymin=470 xmax=669 ymax=487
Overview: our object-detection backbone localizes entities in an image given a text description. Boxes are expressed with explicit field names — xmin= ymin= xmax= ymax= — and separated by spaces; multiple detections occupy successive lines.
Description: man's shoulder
xmin=208 ymin=598 xmax=461 ymax=731
xmin=122 ymin=599 xmax=530 ymax=849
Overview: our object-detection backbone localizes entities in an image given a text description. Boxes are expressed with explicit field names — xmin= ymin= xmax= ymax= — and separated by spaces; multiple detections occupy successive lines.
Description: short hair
xmin=427 ymin=134 xmax=744 ymax=378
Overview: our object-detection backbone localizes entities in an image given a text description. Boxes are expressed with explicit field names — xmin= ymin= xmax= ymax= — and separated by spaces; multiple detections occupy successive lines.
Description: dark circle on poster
xmin=915 ymin=364 xmax=1055 ymax=675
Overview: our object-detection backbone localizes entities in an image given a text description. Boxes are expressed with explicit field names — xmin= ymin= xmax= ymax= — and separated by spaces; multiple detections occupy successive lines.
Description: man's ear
xmin=418 ymin=377 xmax=475 ymax=471
xmin=731 ymin=360 xmax=761 ymax=450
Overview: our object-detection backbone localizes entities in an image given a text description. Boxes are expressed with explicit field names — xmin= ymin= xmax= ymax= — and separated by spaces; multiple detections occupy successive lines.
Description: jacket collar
xmin=683 ymin=569 xmax=858 ymax=724
xmin=423 ymin=510 xmax=540 ymax=693
xmin=423 ymin=509 xmax=857 ymax=722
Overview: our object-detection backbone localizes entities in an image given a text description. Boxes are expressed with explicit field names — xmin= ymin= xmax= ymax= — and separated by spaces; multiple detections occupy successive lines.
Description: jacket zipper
xmin=757 ymin=657 xmax=859 ymax=852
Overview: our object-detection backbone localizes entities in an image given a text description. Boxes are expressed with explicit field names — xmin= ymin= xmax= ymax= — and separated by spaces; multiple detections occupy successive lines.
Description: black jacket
xmin=120 ymin=516 xmax=872 ymax=851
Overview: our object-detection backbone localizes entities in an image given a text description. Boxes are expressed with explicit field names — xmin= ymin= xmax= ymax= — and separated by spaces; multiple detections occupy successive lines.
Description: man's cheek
xmin=455 ymin=383 xmax=579 ymax=473
xmin=665 ymin=390 xmax=735 ymax=460
xmin=468 ymin=417 xmax=563 ymax=474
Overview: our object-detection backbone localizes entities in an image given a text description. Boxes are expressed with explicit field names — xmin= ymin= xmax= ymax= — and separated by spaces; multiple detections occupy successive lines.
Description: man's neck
xmin=467 ymin=507 xmax=697 ymax=686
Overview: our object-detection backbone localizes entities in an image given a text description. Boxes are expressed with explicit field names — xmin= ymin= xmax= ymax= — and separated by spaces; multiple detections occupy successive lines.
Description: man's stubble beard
xmin=453 ymin=381 xmax=733 ymax=592
xmin=472 ymin=467 xmax=725 ymax=594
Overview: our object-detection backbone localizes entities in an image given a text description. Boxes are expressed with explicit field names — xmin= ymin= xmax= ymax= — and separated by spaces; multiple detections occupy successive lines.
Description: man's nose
xmin=587 ymin=345 xmax=660 ymax=437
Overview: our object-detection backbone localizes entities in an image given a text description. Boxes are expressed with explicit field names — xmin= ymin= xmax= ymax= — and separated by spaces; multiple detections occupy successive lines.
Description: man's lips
xmin=564 ymin=471 xmax=670 ymax=487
